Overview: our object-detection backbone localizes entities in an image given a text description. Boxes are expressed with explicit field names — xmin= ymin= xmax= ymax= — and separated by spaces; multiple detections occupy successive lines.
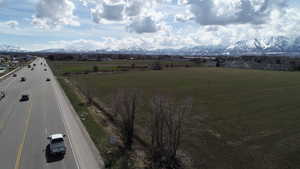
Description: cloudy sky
xmin=0 ymin=0 xmax=299 ymax=51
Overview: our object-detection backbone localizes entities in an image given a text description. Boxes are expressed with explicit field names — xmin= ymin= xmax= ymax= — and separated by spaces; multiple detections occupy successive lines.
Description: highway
xmin=0 ymin=58 xmax=103 ymax=169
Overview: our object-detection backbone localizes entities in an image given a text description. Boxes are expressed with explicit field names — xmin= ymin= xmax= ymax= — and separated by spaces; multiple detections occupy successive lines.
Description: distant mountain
xmin=226 ymin=39 xmax=264 ymax=55
xmin=15 ymin=35 xmax=300 ymax=56
xmin=264 ymin=36 xmax=291 ymax=52
xmin=0 ymin=44 xmax=25 ymax=53
xmin=225 ymin=36 xmax=300 ymax=56
xmin=37 ymin=48 xmax=69 ymax=53
xmin=292 ymin=37 xmax=300 ymax=52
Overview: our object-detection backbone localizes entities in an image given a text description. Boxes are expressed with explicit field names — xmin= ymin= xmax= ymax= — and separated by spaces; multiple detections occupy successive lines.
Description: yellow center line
xmin=14 ymin=101 xmax=32 ymax=169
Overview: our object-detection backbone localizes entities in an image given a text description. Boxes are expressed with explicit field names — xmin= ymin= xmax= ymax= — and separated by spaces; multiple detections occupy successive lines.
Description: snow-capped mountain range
xmin=1 ymin=36 xmax=300 ymax=56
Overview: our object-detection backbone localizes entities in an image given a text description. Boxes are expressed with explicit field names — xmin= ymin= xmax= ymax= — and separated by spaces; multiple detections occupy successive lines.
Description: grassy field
xmin=49 ymin=60 xmax=196 ymax=75
xmin=49 ymin=60 xmax=300 ymax=169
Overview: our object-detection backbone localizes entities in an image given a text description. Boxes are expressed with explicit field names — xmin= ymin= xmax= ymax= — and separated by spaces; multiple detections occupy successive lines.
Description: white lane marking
xmin=52 ymin=82 xmax=80 ymax=169
xmin=46 ymin=58 xmax=81 ymax=169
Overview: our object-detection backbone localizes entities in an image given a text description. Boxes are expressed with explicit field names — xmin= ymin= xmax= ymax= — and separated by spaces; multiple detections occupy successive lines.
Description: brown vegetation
xmin=149 ymin=95 xmax=192 ymax=169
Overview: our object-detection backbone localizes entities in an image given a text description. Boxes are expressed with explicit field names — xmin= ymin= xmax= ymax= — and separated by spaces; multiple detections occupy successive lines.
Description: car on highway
xmin=47 ymin=134 xmax=66 ymax=156
xmin=20 ymin=94 xmax=29 ymax=102
xmin=0 ymin=91 xmax=5 ymax=100
xmin=20 ymin=77 xmax=26 ymax=82
xmin=46 ymin=78 xmax=51 ymax=81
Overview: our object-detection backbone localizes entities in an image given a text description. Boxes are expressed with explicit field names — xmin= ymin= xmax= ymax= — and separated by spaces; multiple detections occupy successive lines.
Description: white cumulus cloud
xmin=91 ymin=2 xmax=125 ymax=23
xmin=127 ymin=16 xmax=160 ymax=33
xmin=82 ymin=0 xmax=166 ymax=33
xmin=180 ymin=0 xmax=288 ymax=25
xmin=32 ymin=0 xmax=79 ymax=29
xmin=125 ymin=0 xmax=143 ymax=16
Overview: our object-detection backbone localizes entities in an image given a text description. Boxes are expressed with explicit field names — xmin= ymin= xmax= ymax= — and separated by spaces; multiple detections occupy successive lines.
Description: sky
xmin=0 ymin=0 xmax=299 ymax=51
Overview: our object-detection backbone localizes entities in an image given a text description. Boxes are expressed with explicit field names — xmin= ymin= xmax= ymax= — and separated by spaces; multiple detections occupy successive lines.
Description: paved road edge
xmin=49 ymin=66 xmax=105 ymax=169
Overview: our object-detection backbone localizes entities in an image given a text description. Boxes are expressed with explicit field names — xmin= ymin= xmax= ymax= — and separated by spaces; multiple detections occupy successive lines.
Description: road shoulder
xmin=50 ymin=67 xmax=104 ymax=169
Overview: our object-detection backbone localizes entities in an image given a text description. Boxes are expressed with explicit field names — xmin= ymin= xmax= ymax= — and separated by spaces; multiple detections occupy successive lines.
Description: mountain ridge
xmin=1 ymin=36 xmax=300 ymax=56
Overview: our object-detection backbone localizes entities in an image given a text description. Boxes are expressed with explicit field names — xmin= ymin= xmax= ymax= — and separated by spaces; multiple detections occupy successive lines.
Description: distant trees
xmin=93 ymin=65 xmax=99 ymax=72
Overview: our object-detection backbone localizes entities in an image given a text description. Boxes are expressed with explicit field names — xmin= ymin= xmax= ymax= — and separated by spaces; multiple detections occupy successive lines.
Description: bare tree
xmin=149 ymin=95 xmax=192 ymax=169
xmin=111 ymin=89 xmax=140 ymax=151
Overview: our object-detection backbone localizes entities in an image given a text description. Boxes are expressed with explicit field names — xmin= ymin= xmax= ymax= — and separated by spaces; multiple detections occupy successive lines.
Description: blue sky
xmin=0 ymin=0 xmax=300 ymax=51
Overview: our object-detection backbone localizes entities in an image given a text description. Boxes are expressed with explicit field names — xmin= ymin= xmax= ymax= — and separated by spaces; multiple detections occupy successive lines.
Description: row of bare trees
xmin=111 ymin=89 xmax=192 ymax=169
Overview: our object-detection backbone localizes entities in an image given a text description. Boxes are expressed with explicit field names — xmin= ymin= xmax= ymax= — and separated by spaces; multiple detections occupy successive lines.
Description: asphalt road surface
xmin=0 ymin=58 xmax=103 ymax=169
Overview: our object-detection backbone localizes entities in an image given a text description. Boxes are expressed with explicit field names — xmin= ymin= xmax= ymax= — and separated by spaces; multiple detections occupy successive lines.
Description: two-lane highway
xmin=0 ymin=58 xmax=103 ymax=169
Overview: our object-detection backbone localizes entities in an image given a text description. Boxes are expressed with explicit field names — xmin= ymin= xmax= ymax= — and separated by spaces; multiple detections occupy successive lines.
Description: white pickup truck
xmin=47 ymin=134 xmax=67 ymax=156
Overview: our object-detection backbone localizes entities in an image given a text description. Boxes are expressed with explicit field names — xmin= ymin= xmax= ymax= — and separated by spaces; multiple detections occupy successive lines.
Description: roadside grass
xmin=58 ymin=77 xmax=108 ymax=147
xmin=58 ymin=77 xmax=129 ymax=169
xmin=50 ymin=61 xmax=300 ymax=169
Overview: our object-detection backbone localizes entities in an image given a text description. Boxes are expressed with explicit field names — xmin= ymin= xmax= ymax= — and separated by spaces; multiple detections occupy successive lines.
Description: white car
xmin=47 ymin=134 xmax=66 ymax=156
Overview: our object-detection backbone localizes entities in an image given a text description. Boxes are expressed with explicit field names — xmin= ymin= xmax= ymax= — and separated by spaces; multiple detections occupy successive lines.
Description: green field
xmin=49 ymin=60 xmax=196 ymax=75
xmin=49 ymin=60 xmax=300 ymax=169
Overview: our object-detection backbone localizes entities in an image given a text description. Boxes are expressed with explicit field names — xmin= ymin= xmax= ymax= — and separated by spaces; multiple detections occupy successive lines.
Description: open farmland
xmin=49 ymin=60 xmax=300 ymax=169
xmin=49 ymin=60 xmax=196 ymax=75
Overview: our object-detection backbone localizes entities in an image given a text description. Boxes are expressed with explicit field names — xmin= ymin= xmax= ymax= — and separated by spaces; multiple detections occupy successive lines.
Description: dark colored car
xmin=0 ymin=91 xmax=5 ymax=100
xmin=20 ymin=94 xmax=29 ymax=102
xmin=44 ymin=68 xmax=47 ymax=71
xmin=46 ymin=78 xmax=51 ymax=81
xmin=12 ymin=74 xmax=17 ymax=77
xmin=20 ymin=77 xmax=26 ymax=82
